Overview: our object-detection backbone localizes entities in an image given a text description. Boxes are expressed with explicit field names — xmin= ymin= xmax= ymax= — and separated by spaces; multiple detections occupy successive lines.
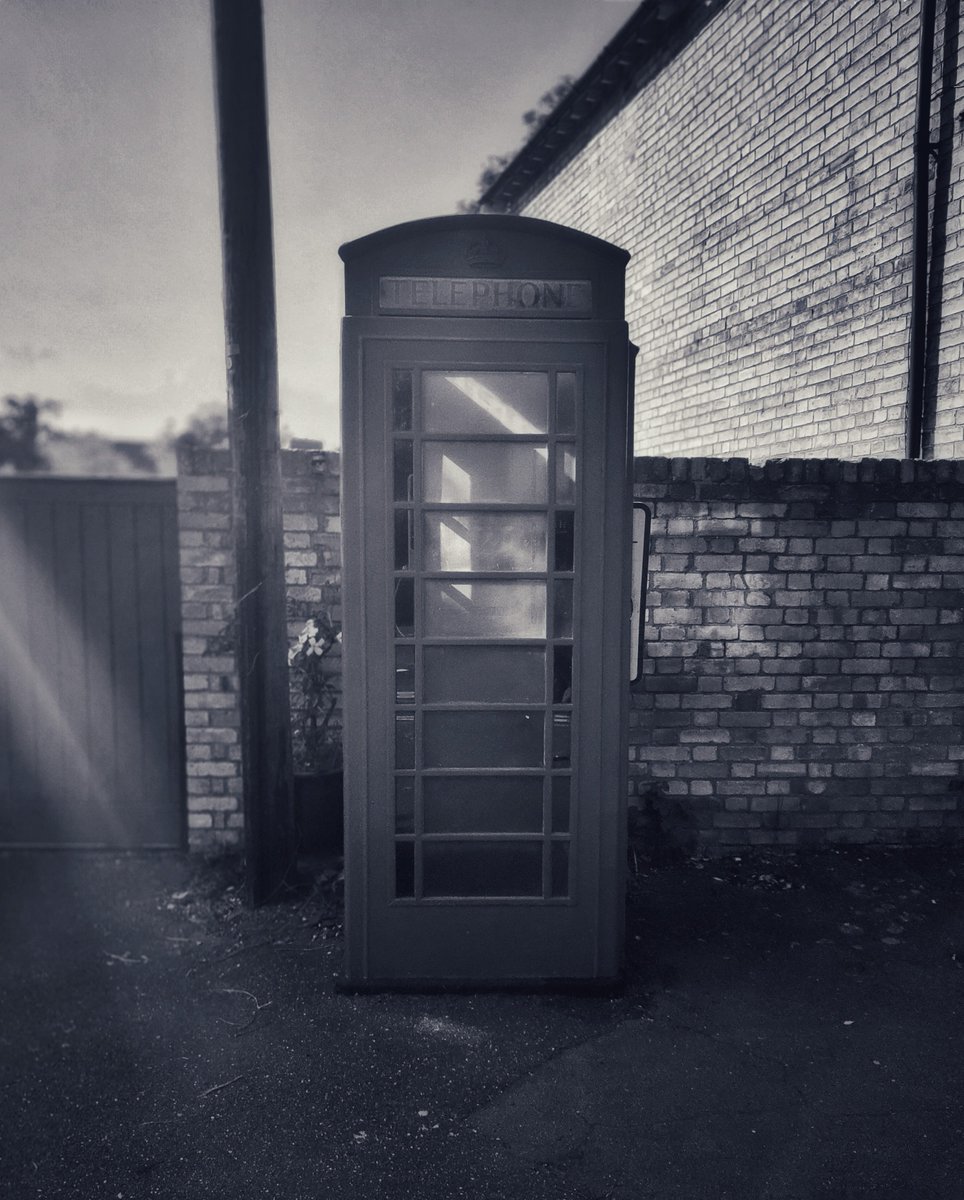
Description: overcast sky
xmin=0 ymin=0 xmax=634 ymax=447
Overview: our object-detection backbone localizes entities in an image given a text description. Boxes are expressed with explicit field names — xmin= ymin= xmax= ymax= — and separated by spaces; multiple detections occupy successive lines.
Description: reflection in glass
xmin=423 ymin=372 xmax=548 ymax=435
xmin=551 ymin=840 xmax=570 ymax=898
xmin=394 ymin=440 xmax=414 ymax=501
xmin=552 ymin=711 xmax=571 ymax=766
xmin=395 ymin=713 xmax=415 ymax=769
xmin=554 ymin=511 xmax=574 ymax=572
xmin=424 ymin=646 xmax=545 ymax=703
xmin=423 ymin=840 xmax=542 ymax=898
xmin=394 ymin=509 xmax=412 ymax=571
xmin=423 ymin=512 xmax=546 ymax=572
xmin=393 ymin=370 xmax=413 ymax=431
xmin=395 ymin=776 xmax=415 ymax=834
xmin=553 ymin=645 xmax=573 ymax=704
xmin=556 ymin=373 xmax=577 ymax=434
xmin=556 ymin=444 xmax=576 ymax=504
xmin=395 ymin=578 xmax=414 ymax=637
xmin=553 ymin=579 xmax=573 ymax=638
xmin=395 ymin=645 xmax=415 ymax=703
xmin=423 ymin=442 xmax=548 ymax=504
xmin=424 ymin=710 xmax=544 ymax=768
xmin=551 ymin=776 xmax=570 ymax=832
xmin=423 ymin=776 xmax=543 ymax=833
xmin=424 ymin=580 xmax=546 ymax=638
xmin=395 ymin=841 xmax=415 ymax=898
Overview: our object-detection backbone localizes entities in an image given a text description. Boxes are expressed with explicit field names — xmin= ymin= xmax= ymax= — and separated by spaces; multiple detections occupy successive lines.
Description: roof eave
xmin=479 ymin=0 xmax=729 ymax=213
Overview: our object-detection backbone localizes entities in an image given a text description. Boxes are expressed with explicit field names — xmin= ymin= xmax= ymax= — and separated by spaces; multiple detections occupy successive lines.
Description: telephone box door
xmin=340 ymin=217 xmax=631 ymax=986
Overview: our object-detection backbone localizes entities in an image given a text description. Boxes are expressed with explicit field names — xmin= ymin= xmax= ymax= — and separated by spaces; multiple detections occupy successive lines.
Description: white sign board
xmin=630 ymin=504 xmax=650 ymax=682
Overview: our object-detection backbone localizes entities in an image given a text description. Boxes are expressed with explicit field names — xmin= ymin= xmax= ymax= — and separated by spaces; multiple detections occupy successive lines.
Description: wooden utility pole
xmin=211 ymin=0 xmax=294 ymax=905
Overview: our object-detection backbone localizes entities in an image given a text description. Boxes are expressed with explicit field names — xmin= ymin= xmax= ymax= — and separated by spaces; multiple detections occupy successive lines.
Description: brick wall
xmin=632 ymin=456 xmax=964 ymax=849
xmin=175 ymin=446 xmax=341 ymax=849
xmin=515 ymin=0 xmax=964 ymax=460
xmin=176 ymin=448 xmax=963 ymax=852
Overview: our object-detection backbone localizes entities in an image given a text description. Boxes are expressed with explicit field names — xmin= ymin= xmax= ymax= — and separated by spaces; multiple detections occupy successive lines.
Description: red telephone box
xmin=339 ymin=215 xmax=632 ymax=986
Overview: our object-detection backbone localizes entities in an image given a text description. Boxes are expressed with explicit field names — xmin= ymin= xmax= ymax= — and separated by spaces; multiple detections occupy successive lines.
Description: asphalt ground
xmin=1 ymin=845 xmax=962 ymax=1200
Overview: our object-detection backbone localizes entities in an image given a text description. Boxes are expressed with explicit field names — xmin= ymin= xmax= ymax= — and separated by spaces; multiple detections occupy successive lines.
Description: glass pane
xmin=395 ymin=841 xmax=415 ymax=898
xmin=393 ymin=370 xmax=413 ymax=431
xmin=554 ymin=511 xmax=574 ymax=572
xmin=424 ymin=580 xmax=546 ymax=638
xmin=551 ymin=776 xmax=570 ymax=832
xmin=394 ymin=509 xmax=413 ymax=571
xmin=424 ymin=711 xmax=544 ymax=768
xmin=423 ymin=777 xmax=543 ymax=833
xmin=395 ymin=578 xmax=414 ymax=637
xmin=552 ymin=711 xmax=571 ymax=766
xmin=556 ymin=373 xmax=577 ymax=434
xmin=556 ymin=444 xmax=576 ymax=504
xmin=553 ymin=579 xmax=573 ymax=638
xmin=395 ymin=777 xmax=415 ymax=834
xmin=553 ymin=645 xmax=572 ymax=704
xmin=424 ymin=646 xmax=545 ymax=703
xmin=423 ymin=442 xmax=548 ymax=504
xmin=395 ymin=713 xmax=415 ymax=769
xmin=551 ymin=841 xmax=570 ymax=898
xmin=394 ymin=440 xmax=414 ymax=501
xmin=423 ymin=371 xmax=548 ymax=435
xmin=423 ymin=841 xmax=542 ymax=898
xmin=423 ymin=512 xmax=546 ymax=572
xmin=395 ymin=645 xmax=415 ymax=703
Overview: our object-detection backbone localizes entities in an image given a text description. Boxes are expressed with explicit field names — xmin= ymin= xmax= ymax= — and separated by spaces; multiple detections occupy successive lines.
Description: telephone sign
xmin=339 ymin=215 xmax=633 ymax=987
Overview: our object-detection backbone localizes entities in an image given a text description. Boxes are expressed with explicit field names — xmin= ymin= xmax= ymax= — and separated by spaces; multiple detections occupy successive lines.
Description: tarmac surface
xmin=1 ymin=845 xmax=962 ymax=1200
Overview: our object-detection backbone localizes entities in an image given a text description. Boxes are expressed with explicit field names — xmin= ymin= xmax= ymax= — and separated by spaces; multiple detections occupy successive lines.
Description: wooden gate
xmin=0 ymin=478 xmax=184 ymax=848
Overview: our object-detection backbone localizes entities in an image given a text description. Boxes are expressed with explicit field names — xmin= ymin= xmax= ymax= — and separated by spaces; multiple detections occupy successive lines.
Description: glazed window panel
xmin=556 ymin=444 xmax=577 ymax=505
xmin=395 ymin=713 xmax=416 ymax=770
xmin=422 ymin=442 xmax=548 ymax=504
xmin=556 ymin=373 xmax=577 ymax=435
xmin=550 ymin=841 xmax=570 ymax=898
xmin=423 ymin=645 xmax=545 ymax=704
xmin=553 ymin=580 xmax=573 ymax=639
xmin=554 ymin=511 xmax=574 ymax=572
xmin=423 ymin=776 xmax=543 ymax=834
xmin=395 ymin=777 xmax=415 ymax=834
xmin=424 ymin=580 xmax=546 ymax=638
xmin=551 ymin=776 xmax=571 ymax=833
xmin=394 ymin=509 xmax=413 ymax=571
xmin=423 ymin=711 xmax=544 ymax=768
xmin=423 ymin=511 xmax=547 ymax=573
xmin=393 ymin=440 xmax=414 ymax=501
xmin=392 ymin=369 xmax=413 ymax=431
xmin=422 ymin=840 xmax=543 ymax=898
xmin=394 ymin=841 xmax=415 ymax=898
xmin=423 ymin=371 xmax=549 ymax=435
xmin=395 ymin=645 xmax=415 ymax=703
xmin=394 ymin=578 xmax=415 ymax=637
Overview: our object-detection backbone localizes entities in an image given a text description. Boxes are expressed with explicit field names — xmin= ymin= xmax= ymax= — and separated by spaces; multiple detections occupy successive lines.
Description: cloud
xmin=1 ymin=344 xmax=57 ymax=367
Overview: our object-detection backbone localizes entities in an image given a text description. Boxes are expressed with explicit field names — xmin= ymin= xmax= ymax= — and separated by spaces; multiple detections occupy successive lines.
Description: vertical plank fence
xmin=0 ymin=478 xmax=184 ymax=847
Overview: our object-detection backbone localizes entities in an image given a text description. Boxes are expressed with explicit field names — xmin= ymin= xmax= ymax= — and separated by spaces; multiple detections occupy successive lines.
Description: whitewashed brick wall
xmin=517 ymin=0 xmax=964 ymax=460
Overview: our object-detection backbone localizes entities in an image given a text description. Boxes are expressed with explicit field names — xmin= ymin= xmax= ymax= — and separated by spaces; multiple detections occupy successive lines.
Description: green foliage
xmin=288 ymin=613 xmax=342 ymax=774
xmin=170 ymin=403 xmax=230 ymax=451
xmin=459 ymin=75 xmax=576 ymax=212
xmin=0 ymin=395 xmax=61 ymax=471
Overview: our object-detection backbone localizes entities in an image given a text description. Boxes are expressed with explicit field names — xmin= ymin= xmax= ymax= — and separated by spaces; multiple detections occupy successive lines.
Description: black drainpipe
xmin=906 ymin=0 xmax=939 ymax=459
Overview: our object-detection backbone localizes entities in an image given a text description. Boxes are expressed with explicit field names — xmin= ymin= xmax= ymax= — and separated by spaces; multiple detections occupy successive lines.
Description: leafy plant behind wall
xmin=288 ymin=613 xmax=342 ymax=774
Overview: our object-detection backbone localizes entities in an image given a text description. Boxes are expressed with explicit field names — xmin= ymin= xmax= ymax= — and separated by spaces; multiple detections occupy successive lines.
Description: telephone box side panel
xmin=596 ymin=331 xmax=634 ymax=978
xmin=340 ymin=322 xmax=368 ymax=982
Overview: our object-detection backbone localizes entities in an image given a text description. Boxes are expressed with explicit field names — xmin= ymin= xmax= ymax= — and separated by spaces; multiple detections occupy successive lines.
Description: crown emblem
xmin=465 ymin=235 xmax=504 ymax=269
